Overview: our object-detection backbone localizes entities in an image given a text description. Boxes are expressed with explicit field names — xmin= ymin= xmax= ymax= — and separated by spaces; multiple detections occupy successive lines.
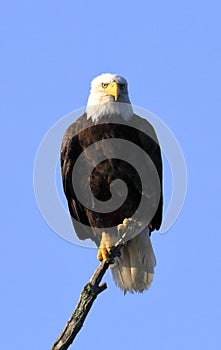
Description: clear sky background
xmin=1 ymin=1 xmax=221 ymax=349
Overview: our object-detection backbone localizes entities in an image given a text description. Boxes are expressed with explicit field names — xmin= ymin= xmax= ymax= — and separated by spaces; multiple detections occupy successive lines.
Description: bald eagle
xmin=61 ymin=73 xmax=163 ymax=293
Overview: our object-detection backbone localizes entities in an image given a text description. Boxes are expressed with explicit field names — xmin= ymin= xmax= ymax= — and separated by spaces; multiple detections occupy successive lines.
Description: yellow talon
xmin=117 ymin=218 xmax=143 ymax=242
xmin=117 ymin=223 xmax=125 ymax=231
xmin=97 ymin=247 xmax=111 ymax=262
xmin=97 ymin=232 xmax=113 ymax=262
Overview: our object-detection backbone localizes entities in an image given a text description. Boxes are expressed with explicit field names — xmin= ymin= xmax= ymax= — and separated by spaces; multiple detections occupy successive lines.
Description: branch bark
xmin=51 ymin=244 xmax=123 ymax=350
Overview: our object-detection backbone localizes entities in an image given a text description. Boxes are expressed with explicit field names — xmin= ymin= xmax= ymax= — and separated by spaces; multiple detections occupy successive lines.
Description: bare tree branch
xmin=51 ymin=244 xmax=123 ymax=350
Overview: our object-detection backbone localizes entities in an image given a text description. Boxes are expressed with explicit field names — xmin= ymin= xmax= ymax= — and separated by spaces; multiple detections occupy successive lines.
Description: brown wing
xmin=60 ymin=114 xmax=100 ymax=244
xmin=134 ymin=115 xmax=163 ymax=231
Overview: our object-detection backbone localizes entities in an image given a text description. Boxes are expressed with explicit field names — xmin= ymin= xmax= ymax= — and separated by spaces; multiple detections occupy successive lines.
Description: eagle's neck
xmin=86 ymin=90 xmax=133 ymax=123
xmin=86 ymin=102 xmax=133 ymax=122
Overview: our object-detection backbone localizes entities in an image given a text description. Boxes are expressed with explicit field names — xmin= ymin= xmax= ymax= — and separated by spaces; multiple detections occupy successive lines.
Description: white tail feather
xmin=110 ymin=227 xmax=156 ymax=293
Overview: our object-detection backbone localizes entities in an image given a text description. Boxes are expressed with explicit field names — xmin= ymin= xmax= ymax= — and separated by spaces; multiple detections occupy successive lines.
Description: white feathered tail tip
xmin=110 ymin=227 xmax=156 ymax=294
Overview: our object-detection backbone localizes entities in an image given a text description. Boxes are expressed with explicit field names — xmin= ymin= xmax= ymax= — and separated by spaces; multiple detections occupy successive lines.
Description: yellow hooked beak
xmin=105 ymin=81 xmax=119 ymax=101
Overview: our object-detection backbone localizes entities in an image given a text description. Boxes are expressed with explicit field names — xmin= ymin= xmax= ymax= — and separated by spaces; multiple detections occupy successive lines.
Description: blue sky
xmin=1 ymin=1 xmax=221 ymax=349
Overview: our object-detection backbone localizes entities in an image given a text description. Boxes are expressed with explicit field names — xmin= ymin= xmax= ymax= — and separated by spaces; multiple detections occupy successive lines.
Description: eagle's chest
xmin=77 ymin=123 xmax=141 ymax=202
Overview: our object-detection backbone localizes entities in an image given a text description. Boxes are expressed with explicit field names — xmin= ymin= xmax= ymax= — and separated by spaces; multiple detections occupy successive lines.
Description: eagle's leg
xmin=97 ymin=232 xmax=113 ymax=263
xmin=97 ymin=219 xmax=143 ymax=262
xmin=117 ymin=218 xmax=143 ymax=241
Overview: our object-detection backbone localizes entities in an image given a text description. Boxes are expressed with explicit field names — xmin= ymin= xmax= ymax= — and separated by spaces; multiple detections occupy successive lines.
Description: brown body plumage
xmin=61 ymin=113 xmax=162 ymax=245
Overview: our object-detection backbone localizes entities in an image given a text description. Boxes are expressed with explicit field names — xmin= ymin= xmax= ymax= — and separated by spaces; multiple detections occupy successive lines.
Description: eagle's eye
xmin=119 ymin=83 xmax=126 ymax=90
xmin=102 ymin=83 xmax=109 ymax=89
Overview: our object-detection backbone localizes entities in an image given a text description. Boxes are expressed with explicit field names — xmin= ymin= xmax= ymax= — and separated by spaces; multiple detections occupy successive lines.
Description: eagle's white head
xmin=86 ymin=73 xmax=133 ymax=122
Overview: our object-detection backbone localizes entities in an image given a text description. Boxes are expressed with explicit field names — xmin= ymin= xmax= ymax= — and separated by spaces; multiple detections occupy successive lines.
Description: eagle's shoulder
xmin=132 ymin=114 xmax=159 ymax=145
xmin=61 ymin=113 xmax=88 ymax=148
